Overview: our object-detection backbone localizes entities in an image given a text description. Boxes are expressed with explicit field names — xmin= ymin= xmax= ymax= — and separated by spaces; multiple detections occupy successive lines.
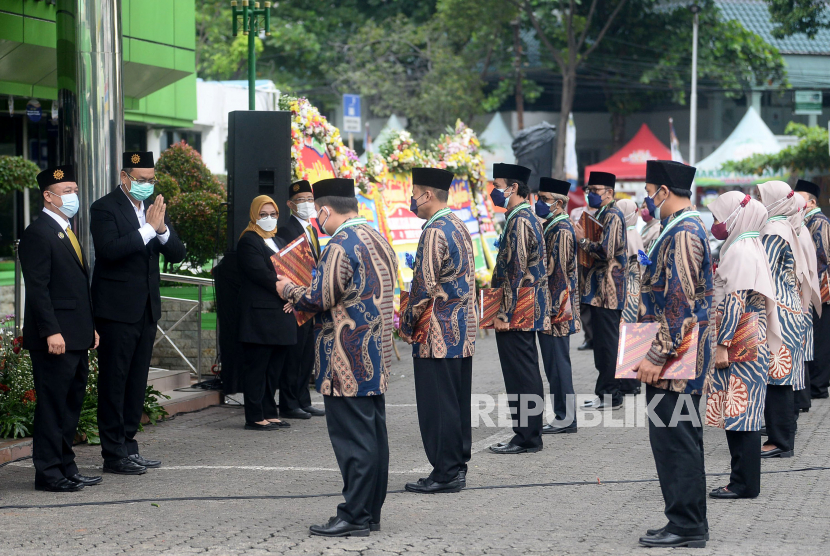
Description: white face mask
xmin=294 ymin=201 xmax=317 ymax=221
xmin=256 ymin=216 xmax=277 ymax=232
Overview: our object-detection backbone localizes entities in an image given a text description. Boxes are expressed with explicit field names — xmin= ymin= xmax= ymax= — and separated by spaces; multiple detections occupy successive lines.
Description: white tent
xmin=480 ymin=113 xmax=515 ymax=180
xmin=696 ymin=107 xmax=787 ymax=187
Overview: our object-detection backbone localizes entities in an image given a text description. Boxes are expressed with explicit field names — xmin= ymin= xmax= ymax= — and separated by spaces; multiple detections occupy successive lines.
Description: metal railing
xmin=157 ymin=273 xmax=214 ymax=383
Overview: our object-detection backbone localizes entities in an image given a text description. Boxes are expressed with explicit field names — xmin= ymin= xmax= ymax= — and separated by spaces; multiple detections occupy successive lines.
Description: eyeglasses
xmin=585 ymin=187 xmax=608 ymax=194
xmin=125 ymin=171 xmax=158 ymax=186
xmin=291 ymin=197 xmax=315 ymax=204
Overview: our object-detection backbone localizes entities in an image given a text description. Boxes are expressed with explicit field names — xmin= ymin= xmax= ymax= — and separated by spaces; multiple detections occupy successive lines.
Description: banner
xmin=381 ymin=173 xmax=422 ymax=244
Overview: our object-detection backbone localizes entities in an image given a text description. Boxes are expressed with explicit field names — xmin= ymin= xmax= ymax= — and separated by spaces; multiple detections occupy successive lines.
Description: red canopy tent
xmin=583 ymin=124 xmax=673 ymax=184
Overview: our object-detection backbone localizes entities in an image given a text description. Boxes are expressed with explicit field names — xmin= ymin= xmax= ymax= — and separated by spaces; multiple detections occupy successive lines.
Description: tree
xmin=722 ymin=122 xmax=829 ymax=175
xmin=0 ymin=156 xmax=39 ymax=195
xmin=765 ymin=0 xmax=830 ymax=39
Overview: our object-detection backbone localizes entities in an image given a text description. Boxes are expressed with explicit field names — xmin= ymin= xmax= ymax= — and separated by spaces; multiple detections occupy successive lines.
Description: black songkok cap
xmin=493 ymin=163 xmax=531 ymax=184
xmin=123 ymin=151 xmax=155 ymax=169
xmin=538 ymin=177 xmax=571 ymax=196
xmin=313 ymin=178 xmax=355 ymax=200
xmin=412 ymin=167 xmax=455 ymax=191
xmin=289 ymin=180 xmax=312 ymax=196
xmin=587 ymin=171 xmax=616 ymax=189
xmin=795 ymin=179 xmax=820 ymax=199
xmin=646 ymin=160 xmax=696 ymax=191
xmin=37 ymin=165 xmax=75 ymax=191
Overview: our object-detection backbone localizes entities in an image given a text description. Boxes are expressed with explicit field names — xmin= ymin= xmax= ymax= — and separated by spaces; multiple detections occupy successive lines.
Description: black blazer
xmin=90 ymin=187 xmax=186 ymax=324
xmin=19 ymin=213 xmax=95 ymax=352
xmin=276 ymin=215 xmax=320 ymax=261
xmin=236 ymin=231 xmax=297 ymax=346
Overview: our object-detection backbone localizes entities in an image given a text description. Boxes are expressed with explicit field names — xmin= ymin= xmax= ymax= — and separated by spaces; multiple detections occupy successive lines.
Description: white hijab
xmin=617 ymin=198 xmax=644 ymax=258
xmin=790 ymin=196 xmax=823 ymax=316
xmin=710 ymin=191 xmax=782 ymax=353
xmin=758 ymin=181 xmax=808 ymax=286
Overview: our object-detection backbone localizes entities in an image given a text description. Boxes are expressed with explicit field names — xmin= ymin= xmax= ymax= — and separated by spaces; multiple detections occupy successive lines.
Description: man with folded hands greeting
xmin=399 ymin=168 xmax=477 ymax=494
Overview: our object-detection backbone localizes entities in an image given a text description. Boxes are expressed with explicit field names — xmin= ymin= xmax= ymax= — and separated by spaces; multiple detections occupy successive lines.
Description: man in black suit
xmin=19 ymin=165 xmax=101 ymax=492
xmin=90 ymin=151 xmax=186 ymax=475
xmin=275 ymin=180 xmax=325 ymax=419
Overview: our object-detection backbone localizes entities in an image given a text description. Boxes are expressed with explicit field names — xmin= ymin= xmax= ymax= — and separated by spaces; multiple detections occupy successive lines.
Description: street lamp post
xmin=231 ymin=1 xmax=272 ymax=110
xmin=689 ymin=3 xmax=700 ymax=204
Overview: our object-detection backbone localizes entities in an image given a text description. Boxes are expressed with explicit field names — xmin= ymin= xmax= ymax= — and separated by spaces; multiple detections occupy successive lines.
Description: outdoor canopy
xmin=583 ymin=123 xmax=673 ymax=184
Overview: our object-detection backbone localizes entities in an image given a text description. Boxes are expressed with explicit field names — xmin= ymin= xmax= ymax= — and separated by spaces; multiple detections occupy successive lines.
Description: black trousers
xmin=495 ymin=330 xmax=544 ymax=449
xmin=96 ymin=306 xmax=156 ymax=462
xmin=537 ymin=333 xmax=576 ymax=425
xmin=325 ymin=395 xmax=388 ymax=525
xmin=725 ymin=430 xmax=761 ymax=498
xmin=243 ymin=343 xmax=288 ymax=424
xmin=414 ymin=357 xmax=473 ymax=483
xmin=646 ymin=386 xmax=707 ymax=537
xmin=592 ymin=307 xmax=623 ymax=404
xmin=279 ymin=320 xmax=314 ymax=412
xmin=764 ymin=384 xmax=794 ymax=453
xmin=29 ymin=349 xmax=88 ymax=483
xmin=580 ymin=304 xmax=593 ymax=343
xmin=810 ymin=304 xmax=830 ymax=398
xmin=794 ymin=379 xmax=811 ymax=412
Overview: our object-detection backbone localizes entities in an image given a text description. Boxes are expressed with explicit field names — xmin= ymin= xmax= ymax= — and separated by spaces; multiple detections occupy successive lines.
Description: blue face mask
xmin=49 ymin=192 xmax=79 ymax=218
xmin=410 ymin=193 xmax=427 ymax=215
xmin=128 ymin=180 xmax=154 ymax=201
xmin=534 ymin=199 xmax=552 ymax=218
xmin=587 ymin=192 xmax=603 ymax=209
xmin=490 ymin=186 xmax=512 ymax=209
xmin=645 ymin=188 xmax=666 ymax=220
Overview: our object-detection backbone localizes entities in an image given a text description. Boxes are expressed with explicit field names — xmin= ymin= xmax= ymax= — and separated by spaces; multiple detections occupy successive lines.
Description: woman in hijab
xmin=237 ymin=195 xmax=298 ymax=430
xmin=639 ymin=199 xmax=660 ymax=252
xmin=756 ymin=180 xmax=805 ymax=458
xmin=705 ymin=192 xmax=782 ymax=499
xmin=617 ymin=199 xmax=644 ymax=395
xmin=790 ymin=196 xmax=822 ymax=418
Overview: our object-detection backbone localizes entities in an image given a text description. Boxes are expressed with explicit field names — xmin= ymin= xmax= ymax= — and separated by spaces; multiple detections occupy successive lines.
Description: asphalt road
xmin=1 ymin=331 xmax=829 ymax=555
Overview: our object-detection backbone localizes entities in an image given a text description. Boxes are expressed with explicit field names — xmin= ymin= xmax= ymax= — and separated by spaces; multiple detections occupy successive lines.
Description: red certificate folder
xmin=270 ymin=235 xmax=316 ymax=326
xmin=399 ymin=291 xmax=432 ymax=344
xmin=715 ymin=312 xmax=760 ymax=363
xmin=615 ymin=322 xmax=699 ymax=380
xmin=578 ymin=211 xmax=603 ymax=269
xmin=479 ymin=287 xmax=535 ymax=330
xmin=551 ymin=290 xmax=573 ymax=325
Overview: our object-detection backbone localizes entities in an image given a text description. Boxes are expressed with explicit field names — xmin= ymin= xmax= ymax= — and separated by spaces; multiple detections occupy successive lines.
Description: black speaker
xmin=227 ymin=110 xmax=292 ymax=251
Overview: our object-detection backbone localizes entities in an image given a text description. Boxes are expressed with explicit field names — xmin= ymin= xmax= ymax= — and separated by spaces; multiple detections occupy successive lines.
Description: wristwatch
xmin=579 ymin=238 xmax=588 ymax=247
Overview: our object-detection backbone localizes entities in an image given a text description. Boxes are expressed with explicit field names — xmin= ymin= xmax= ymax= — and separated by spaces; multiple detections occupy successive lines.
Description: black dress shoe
xmin=456 ymin=469 xmax=467 ymax=488
xmin=68 ymin=473 xmax=102 ymax=486
xmin=129 ymin=454 xmax=161 ymax=469
xmin=583 ymin=398 xmax=622 ymax=410
xmin=489 ymin=442 xmax=542 ymax=454
xmin=577 ymin=341 xmax=593 ymax=351
xmin=309 ymin=516 xmax=370 ymax=537
xmin=709 ymin=486 xmax=739 ymax=499
xmin=405 ymin=477 xmax=463 ymax=494
xmin=281 ymin=408 xmax=312 ymax=420
xmin=302 ymin=405 xmax=326 ymax=417
xmin=542 ymin=423 xmax=577 ymax=434
xmin=245 ymin=422 xmax=281 ymax=431
xmin=639 ymin=530 xmax=707 ymax=548
xmin=35 ymin=477 xmax=84 ymax=492
xmin=268 ymin=419 xmax=292 ymax=428
xmin=645 ymin=526 xmax=710 ymax=541
xmin=760 ymin=447 xmax=793 ymax=458
xmin=103 ymin=458 xmax=147 ymax=475
xmin=811 ymin=392 xmax=829 ymax=399
xmin=369 ymin=522 xmax=381 ymax=532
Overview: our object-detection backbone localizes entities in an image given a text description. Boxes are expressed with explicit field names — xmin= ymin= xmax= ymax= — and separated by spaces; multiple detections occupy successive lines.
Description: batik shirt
xmin=622 ymin=255 xmax=641 ymax=324
xmin=638 ymin=208 xmax=714 ymax=395
xmin=641 ymin=218 xmax=660 ymax=253
xmin=580 ymin=201 xmax=627 ymax=311
xmin=285 ymin=221 xmax=398 ymax=397
xmin=492 ymin=203 xmax=551 ymax=331
xmin=541 ymin=212 xmax=580 ymax=337
xmin=805 ymin=209 xmax=830 ymax=304
xmin=401 ymin=211 xmax=477 ymax=358
xmin=705 ymin=290 xmax=769 ymax=431
xmin=762 ymin=234 xmax=804 ymax=387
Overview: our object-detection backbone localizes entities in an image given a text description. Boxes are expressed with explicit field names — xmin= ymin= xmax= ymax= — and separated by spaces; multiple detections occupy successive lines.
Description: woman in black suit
xmin=237 ymin=195 xmax=298 ymax=430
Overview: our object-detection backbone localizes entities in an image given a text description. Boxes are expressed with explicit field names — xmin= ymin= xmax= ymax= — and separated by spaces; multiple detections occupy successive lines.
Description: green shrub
xmin=152 ymin=173 xmax=181 ymax=204
xmin=156 ymin=141 xmax=225 ymax=196
xmin=0 ymin=156 xmax=40 ymax=195
xmin=167 ymin=190 xmax=227 ymax=271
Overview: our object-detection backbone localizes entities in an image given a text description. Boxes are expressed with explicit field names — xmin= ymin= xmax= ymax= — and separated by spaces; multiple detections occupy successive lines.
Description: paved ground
xmin=1 ymin=331 xmax=829 ymax=555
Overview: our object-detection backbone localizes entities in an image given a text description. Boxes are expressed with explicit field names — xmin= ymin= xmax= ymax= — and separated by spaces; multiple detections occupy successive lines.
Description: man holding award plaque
xmin=399 ymin=167 xmax=477 ymax=494
xmin=633 ymin=160 xmax=713 ymax=549
xmin=487 ymin=163 xmax=551 ymax=455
